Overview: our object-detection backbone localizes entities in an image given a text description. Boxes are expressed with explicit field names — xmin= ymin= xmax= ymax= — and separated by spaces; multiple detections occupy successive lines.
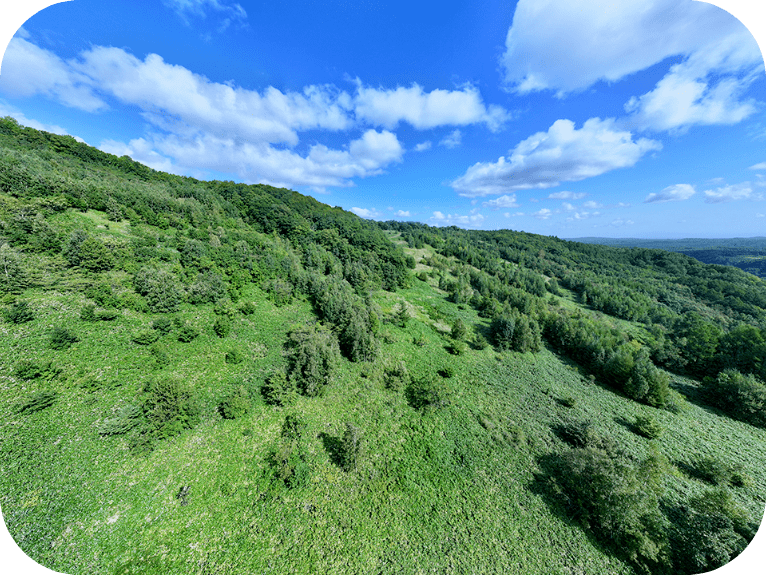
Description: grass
xmin=1 ymin=240 xmax=765 ymax=575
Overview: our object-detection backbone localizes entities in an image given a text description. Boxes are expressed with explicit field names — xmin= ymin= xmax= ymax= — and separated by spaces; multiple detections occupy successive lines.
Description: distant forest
xmin=574 ymin=237 xmax=766 ymax=279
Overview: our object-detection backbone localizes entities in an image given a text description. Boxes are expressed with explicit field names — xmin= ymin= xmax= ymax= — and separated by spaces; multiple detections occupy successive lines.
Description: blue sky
xmin=0 ymin=0 xmax=765 ymax=238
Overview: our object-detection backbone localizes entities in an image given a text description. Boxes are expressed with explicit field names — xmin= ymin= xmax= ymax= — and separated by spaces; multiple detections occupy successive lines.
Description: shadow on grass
xmin=613 ymin=415 xmax=637 ymax=434
xmin=318 ymin=432 xmax=344 ymax=468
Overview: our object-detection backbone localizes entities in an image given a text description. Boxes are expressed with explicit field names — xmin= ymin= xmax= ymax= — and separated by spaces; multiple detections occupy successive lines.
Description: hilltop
xmin=1 ymin=116 xmax=765 ymax=575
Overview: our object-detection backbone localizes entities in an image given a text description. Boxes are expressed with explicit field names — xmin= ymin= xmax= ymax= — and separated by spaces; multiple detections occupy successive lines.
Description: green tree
xmin=0 ymin=243 xmax=27 ymax=294
xmin=285 ymin=324 xmax=340 ymax=397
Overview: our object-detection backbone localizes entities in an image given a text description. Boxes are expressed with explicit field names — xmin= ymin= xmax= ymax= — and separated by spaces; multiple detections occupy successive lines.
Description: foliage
xmin=405 ymin=377 xmax=449 ymax=411
xmin=268 ymin=414 xmax=311 ymax=488
xmin=17 ymin=389 xmax=57 ymax=414
xmin=224 ymin=348 xmax=244 ymax=364
xmin=177 ymin=323 xmax=200 ymax=343
xmin=213 ymin=316 xmax=231 ymax=338
xmin=261 ymin=371 xmax=297 ymax=406
xmin=239 ymin=301 xmax=257 ymax=315
xmin=50 ymin=326 xmax=79 ymax=350
xmin=141 ymin=377 xmax=200 ymax=439
xmin=383 ymin=361 xmax=410 ymax=391
xmin=219 ymin=385 xmax=250 ymax=420
xmin=0 ymin=243 xmax=27 ymax=294
xmin=702 ymin=369 xmax=766 ymax=428
xmin=132 ymin=329 xmax=160 ymax=346
xmin=2 ymin=299 xmax=33 ymax=323
xmin=450 ymin=317 xmax=467 ymax=341
xmin=152 ymin=316 xmax=173 ymax=334
xmin=634 ymin=415 xmax=662 ymax=439
xmin=340 ymin=422 xmax=362 ymax=472
xmin=98 ymin=404 xmax=142 ymax=436
xmin=284 ymin=324 xmax=339 ymax=397
xmin=13 ymin=360 xmax=61 ymax=381
xmin=134 ymin=268 xmax=184 ymax=313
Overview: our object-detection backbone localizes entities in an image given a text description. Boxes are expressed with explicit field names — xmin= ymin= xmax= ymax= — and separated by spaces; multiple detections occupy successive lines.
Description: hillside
xmin=1 ymin=117 xmax=766 ymax=575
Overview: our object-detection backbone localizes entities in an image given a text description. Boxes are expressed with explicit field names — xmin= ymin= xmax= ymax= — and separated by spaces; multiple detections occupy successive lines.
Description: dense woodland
xmin=1 ymin=116 xmax=766 ymax=575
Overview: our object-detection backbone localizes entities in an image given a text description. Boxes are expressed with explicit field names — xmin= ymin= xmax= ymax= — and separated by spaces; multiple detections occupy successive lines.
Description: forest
xmin=1 ymin=115 xmax=765 ymax=575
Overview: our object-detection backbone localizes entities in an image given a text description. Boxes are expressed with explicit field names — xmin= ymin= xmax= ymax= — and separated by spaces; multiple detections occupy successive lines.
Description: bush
xmin=261 ymin=371 xmax=297 ymax=406
xmin=268 ymin=414 xmax=311 ymax=488
xmin=384 ymin=361 xmax=410 ymax=391
xmin=219 ymin=385 xmax=250 ymax=420
xmin=284 ymin=324 xmax=340 ymax=397
xmin=239 ymin=301 xmax=257 ymax=315
xmin=13 ymin=360 xmax=60 ymax=381
xmin=141 ymin=377 xmax=200 ymax=439
xmin=694 ymin=457 xmax=751 ymax=488
xmin=555 ymin=419 xmax=599 ymax=448
xmin=17 ymin=390 xmax=57 ymax=414
xmin=213 ymin=316 xmax=231 ymax=338
xmin=177 ymin=324 xmax=199 ymax=343
xmin=224 ymin=348 xmax=244 ymax=364
xmin=634 ymin=415 xmax=663 ymax=439
xmin=3 ymin=300 xmax=34 ymax=323
xmin=406 ymin=377 xmax=449 ymax=411
xmin=450 ymin=318 xmax=467 ymax=341
xmin=703 ymin=369 xmax=766 ymax=428
xmin=438 ymin=366 xmax=455 ymax=378
xmin=0 ymin=244 xmax=27 ymax=294
xmin=98 ymin=404 xmax=142 ymax=436
xmin=413 ymin=334 xmax=427 ymax=347
xmin=625 ymin=350 xmax=669 ymax=408
xmin=150 ymin=344 xmax=170 ymax=369
xmin=50 ymin=326 xmax=79 ymax=350
xmin=340 ymin=422 xmax=362 ymax=472
xmin=132 ymin=329 xmax=160 ymax=346
xmin=134 ymin=268 xmax=184 ymax=313
xmin=551 ymin=446 xmax=670 ymax=572
xmin=96 ymin=309 xmax=119 ymax=321
xmin=152 ymin=316 xmax=173 ymax=334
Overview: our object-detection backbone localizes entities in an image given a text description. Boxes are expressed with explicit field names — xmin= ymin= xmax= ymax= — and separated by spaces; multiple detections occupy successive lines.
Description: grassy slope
xmin=2 ymin=216 xmax=765 ymax=575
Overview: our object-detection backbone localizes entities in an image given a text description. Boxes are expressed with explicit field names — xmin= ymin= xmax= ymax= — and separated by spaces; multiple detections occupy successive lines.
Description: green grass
xmin=1 ymin=241 xmax=765 ymax=575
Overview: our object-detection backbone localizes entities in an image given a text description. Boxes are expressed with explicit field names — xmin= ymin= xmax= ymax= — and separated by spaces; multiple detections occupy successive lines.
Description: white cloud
xmin=703 ymin=182 xmax=761 ymax=203
xmin=439 ymin=129 xmax=462 ymax=149
xmin=414 ymin=141 xmax=432 ymax=152
xmin=749 ymin=162 xmax=766 ymax=170
xmin=450 ymin=117 xmax=660 ymax=197
xmin=353 ymin=82 xmax=508 ymax=131
xmin=100 ymin=138 xmax=179 ymax=174
xmin=532 ymin=208 xmax=553 ymax=220
xmin=644 ymin=183 xmax=696 ymax=203
xmin=757 ymin=213 xmax=765 ymax=218
xmin=429 ymin=211 xmax=485 ymax=228
xmin=610 ymin=218 xmax=635 ymax=227
xmin=163 ymin=0 xmax=247 ymax=31
xmin=395 ymin=210 xmax=411 ymax=217
xmin=350 ymin=207 xmax=382 ymax=218
xmin=502 ymin=0 xmax=760 ymax=95
xmin=583 ymin=200 xmax=603 ymax=209
xmin=0 ymin=38 xmax=106 ymax=112
xmin=548 ymin=191 xmax=586 ymax=200
xmin=561 ymin=202 xmax=575 ymax=212
xmin=566 ymin=211 xmax=600 ymax=221
xmin=482 ymin=194 xmax=519 ymax=209
xmin=0 ymin=101 xmax=85 ymax=141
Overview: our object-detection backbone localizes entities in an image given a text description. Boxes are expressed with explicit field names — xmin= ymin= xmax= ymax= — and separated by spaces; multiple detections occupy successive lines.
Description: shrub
xmin=188 ymin=271 xmax=227 ymax=305
xmin=284 ymin=324 xmax=339 ymax=397
xmin=0 ymin=244 xmax=27 ymax=294
xmin=263 ymin=278 xmax=294 ymax=307
xmin=703 ymin=369 xmax=766 ymax=428
xmin=3 ymin=300 xmax=34 ymax=323
xmin=96 ymin=309 xmax=119 ymax=321
xmin=141 ymin=378 xmax=200 ymax=439
xmin=177 ymin=324 xmax=199 ymax=343
xmin=406 ymin=377 xmax=449 ymax=411
xmin=625 ymin=350 xmax=669 ymax=408
xmin=261 ymin=371 xmax=297 ymax=406
xmin=694 ymin=457 xmax=750 ymax=488
xmin=239 ymin=301 xmax=257 ymax=315
xmin=132 ymin=329 xmax=160 ymax=346
xmin=490 ymin=314 xmax=516 ymax=350
xmin=552 ymin=447 xmax=670 ymax=572
xmin=664 ymin=389 xmax=688 ymax=414
xmin=152 ymin=316 xmax=173 ymax=334
xmin=150 ymin=344 xmax=170 ymax=369
xmin=50 ymin=326 xmax=79 ymax=350
xmin=438 ymin=366 xmax=455 ymax=378
xmin=224 ymin=348 xmax=244 ymax=364
xmin=269 ymin=414 xmax=310 ymax=488
xmin=219 ymin=385 xmax=250 ymax=420
xmin=450 ymin=318 xmax=468 ymax=341
xmin=555 ymin=419 xmax=599 ymax=448
xmin=213 ymin=316 xmax=231 ymax=338
xmin=99 ymin=404 xmax=142 ymax=436
xmin=13 ymin=360 xmax=60 ymax=381
xmin=384 ymin=361 xmax=410 ymax=391
xmin=134 ymin=268 xmax=183 ymax=313
xmin=393 ymin=303 xmax=410 ymax=327
xmin=446 ymin=340 xmax=466 ymax=355
xmin=559 ymin=396 xmax=577 ymax=408
xmin=340 ymin=422 xmax=362 ymax=472
xmin=669 ymin=487 xmax=757 ymax=574
xmin=413 ymin=334 xmax=427 ymax=347
xmin=17 ymin=390 xmax=57 ymax=414
xmin=634 ymin=415 xmax=663 ymax=439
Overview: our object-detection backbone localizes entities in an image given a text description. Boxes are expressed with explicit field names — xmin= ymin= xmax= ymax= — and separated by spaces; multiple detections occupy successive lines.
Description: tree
xmin=0 ymin=243 xmax=27 ymax=294
xmin=285 ymin=324 xmax=340 ymax=397
xmin=450 ymin=318 xmax=468 ymax=341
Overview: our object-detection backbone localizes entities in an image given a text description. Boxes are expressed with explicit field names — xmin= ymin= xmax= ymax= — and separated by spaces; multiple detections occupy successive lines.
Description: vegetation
xmin=1 ymin=118 xmax=765 ymax=575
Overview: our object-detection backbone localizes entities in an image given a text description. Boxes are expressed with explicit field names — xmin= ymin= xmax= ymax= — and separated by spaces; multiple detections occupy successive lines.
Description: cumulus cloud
xmin=566 ymin=211 xmax=600 ymax=221
xmin=749 ymin=162 xmax=766 ymax=171
xmin=644 ymin=183 xmax=696 ymax=203
xmin=430 ymin=210 xmax=485 ymax=228
xmin=395 ymin=210 xmax=411 ymax=217
xmin=450 ymin=117 xmax=661 ymax=197
xmin=703 ymin=182 xmax=761 ymax=203
xmin=610 ymin=218 xmax=635 ymax=227
xmin=0 ymin=38 xmax=106 ymax=112
xmin=439 ymin=129 xmax=462 ymax=149
xmin=532 ymin=208 xmax=553 ymax=220
xmin=482 ymin=194 xmax=519 ymax=209
xmin=583 ymin=200 xmax=603 ymax=209
xmin=354 ymin=82 xmax=508 ymax=131
xmin=414 ymin=141 xmax=432 ymax=152
xmin=548 ymin=191 xmax=586 ymax=200
xmin=350 ymin=207 xmax=383 ymax=218
xmin=502 ymin=0 xmax=760 ymax=95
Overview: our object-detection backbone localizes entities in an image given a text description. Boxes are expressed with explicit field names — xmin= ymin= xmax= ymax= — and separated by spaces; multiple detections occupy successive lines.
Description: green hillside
xmin=1 ymin=116 xmax=765 ymax=575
